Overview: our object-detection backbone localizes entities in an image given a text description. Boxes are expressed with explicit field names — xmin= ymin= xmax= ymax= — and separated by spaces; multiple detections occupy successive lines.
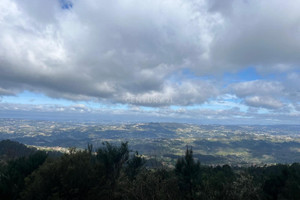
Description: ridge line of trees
xmin=1 ymin=140 xmax=300 ymax=200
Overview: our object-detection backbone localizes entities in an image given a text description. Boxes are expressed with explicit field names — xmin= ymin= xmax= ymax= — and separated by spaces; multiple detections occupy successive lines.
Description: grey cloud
xmin=208 ymin=0 xmax=235 ymax=16
xmin=0 ymin=87 xmax=16 ymax=96
xmin=229 ymin=78 xmax=300 ymax=111
xmin=1 ymin=0 xmax=300 ymax=111
xmin=284 ymin=73 xmax=300 ymax=110
xmin=0 ymin=102 xmax=91 ymax=113
xmin=0 ymin=0 xmax=214 ymax=106
xmin=285 ymin=73 xmax=300 ymax=98
xmin=118 ymin=80 xmax=219 ymax=107
xmin=16 ymin=0 xmax=60 ymax=24
xmin=230 ymin=80 xmax=284 ymax=98
xmin=244 ymin=96 xmax=283 ymax=110
xmin=206 ymin=0 xmax=300 ymax=73
xmin=229 ymin=80 xmax=285 ymax=109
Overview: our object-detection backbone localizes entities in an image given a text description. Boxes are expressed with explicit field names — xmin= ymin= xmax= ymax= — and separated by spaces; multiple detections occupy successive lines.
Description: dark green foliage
xmin=200 ymin=165 xmax=236 ymax=200
xmin=0 ymin=151 xmax=47 ymax=200
xmin=120 ymin=169 xmax=180 ymax=200
xmin=21 ymin=142 xmax=134 ymax=200
xmin=92 ymin=142 xmax=131 ymax=199
xmin=262 ymin=164 xmax=300 ymax=200
xmin=1 ymin=140 xmax=300 ymax=200
xmin=124 ymin=151 xmax=145 ymax=180
xmin=0 ymin=140 xmax=36 ymax=160
xmin=96 ymin=142 xmax=129 ymax=181
xmin=175 ymin=147 xmax=201 ymax=199
xmin=21 ymin=150 xmax=98 ymax=200
xmin=228 ymin=172 xmax=262 ymax=200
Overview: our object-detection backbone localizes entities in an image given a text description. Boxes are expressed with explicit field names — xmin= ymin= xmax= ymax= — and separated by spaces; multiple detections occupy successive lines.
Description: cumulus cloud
xmin=0 ymin=0 xmax=300 ymax=122
xmin=0 ymin=87 xmax=16 ymax=96
xmin=207 ymin=0 xmax=300 ymax=73
xmin=228 ymin=80 xmax=286 ymax=109
xmin=0 ymin=0 xmax=215 ymax=106
xmin=119 ymin=80 xmax=219 ymax=107
xmin=230 ymin=80 xmax=284 ymax=98
xmin=244 ymin=96 xmax=283 ymax=110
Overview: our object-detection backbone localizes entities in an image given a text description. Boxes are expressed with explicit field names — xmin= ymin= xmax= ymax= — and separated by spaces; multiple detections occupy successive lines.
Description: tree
xmin=0 ymin=151 xmax=47 ymax=200
xmin=175 ymin=147 xmax=201 ymax=199
xmin=124 ymin=151 xmax=145 ymax=180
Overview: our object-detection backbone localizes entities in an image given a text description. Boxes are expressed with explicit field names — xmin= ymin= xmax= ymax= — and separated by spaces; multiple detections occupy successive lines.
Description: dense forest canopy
xmin=1 ymin=140 xmax=300 ymax=200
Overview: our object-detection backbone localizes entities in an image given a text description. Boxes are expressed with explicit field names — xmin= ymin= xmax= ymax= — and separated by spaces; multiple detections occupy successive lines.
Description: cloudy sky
xmin=0 ymin=0 xmax=300 ymax=124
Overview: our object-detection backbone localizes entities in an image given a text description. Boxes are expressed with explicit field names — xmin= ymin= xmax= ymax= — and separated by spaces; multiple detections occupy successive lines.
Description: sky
xmin=0 ymin=0 xmax=300 ymax=124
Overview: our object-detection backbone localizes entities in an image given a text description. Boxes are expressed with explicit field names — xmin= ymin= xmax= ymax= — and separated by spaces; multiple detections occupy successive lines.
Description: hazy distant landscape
xmin=1 ymin=118 xmax=299 ymax=166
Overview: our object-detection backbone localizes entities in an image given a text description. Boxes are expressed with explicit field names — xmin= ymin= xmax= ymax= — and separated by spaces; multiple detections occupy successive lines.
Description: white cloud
xmin=119 ymin=80 xmax=219 ymax=107
xmin=206 ymin=0 xmax=300 ymax=73
xmin=244 ymin=96 xmax=283 ymax=110
xmin=228 ymin=80 xmax=286 ymax=109
xmin=230 ymin=80 xmax=283 ymax=97
xmin=0 ymin=0 xmax=300 ymax=123
xmin=0 ymin=0 xmax=218 ymax=106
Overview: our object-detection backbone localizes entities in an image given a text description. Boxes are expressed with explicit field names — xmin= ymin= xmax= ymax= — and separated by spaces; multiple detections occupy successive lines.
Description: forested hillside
xmin=1 ymin=140 xmax=300 ymax=200
xmin=0 ymin=140 xmax=36 ymax=160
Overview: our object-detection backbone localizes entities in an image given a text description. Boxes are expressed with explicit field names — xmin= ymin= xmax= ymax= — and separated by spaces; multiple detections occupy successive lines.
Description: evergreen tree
xmin=175 ymin=147 xmax=201 ymax=199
